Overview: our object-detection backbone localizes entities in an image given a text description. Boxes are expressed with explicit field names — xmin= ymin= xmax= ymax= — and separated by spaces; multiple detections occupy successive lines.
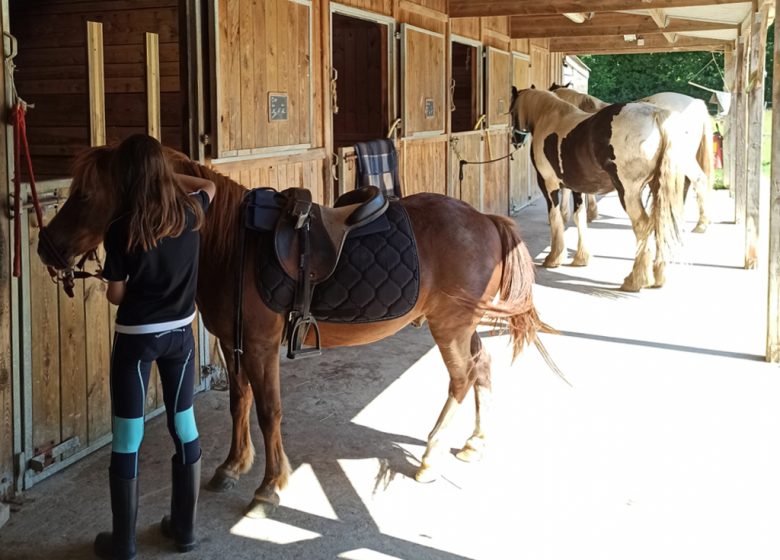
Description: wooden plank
xmin=449 ymin=132 xmax=482 ymax=208
xmin=277 ymin=0 xmax=291 ymax=147
xmin=733 ymin=34 xmax=749 ymax=224
xmin=549 ymin=34 xmax=729 ymax=54
xmin=58 ymin=279 xmax=87 ymax=449
xmin=744 ymin=6 xmax=769 ymax=270
xmin=29 ymin=213 xmax=62 ymax=455
xmin=265 ymin=0 xmax=279 ymax=147
xmin=240 ymin=0 xmax=256 ymax=150
xmin=146 ymin=33 xmax=161 ymax=140
xmin=85 ymin=268 xmax=112 ymax=445
xmin=449 ymin=0 xmax=749 ymax=18
xmin=510 ymin=12 xmax=738 ymax=39
xmin=768 ymin=0 xmax=780 ymax=361
xmin=87 ymin=21 xmax=106 ymax=146
xmin=401 ymin=137 xmax=447 ymax=195
xmin=482 ymin=132 xmax=510 ymax=215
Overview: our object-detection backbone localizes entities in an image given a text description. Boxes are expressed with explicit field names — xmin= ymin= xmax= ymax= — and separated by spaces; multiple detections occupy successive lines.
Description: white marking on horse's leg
xmin=456 ymin=383 xmax=491 ymax=462
xmin=543 ymin=206 xmax=565 ymax=268
xmin=691 ymin=171 xmax=711 ymax=233
xmin=560 ymin=187 xmax=571 ymax=224
xmin=621 ymin=194 xmax=653 ymax=291
xmin=586 ymin=194 xmax=599 ymax=222
xmin=416 ymin=395 xmax=461 ymax=482
xmin=571 ymin=200 xmax=590 ymax=266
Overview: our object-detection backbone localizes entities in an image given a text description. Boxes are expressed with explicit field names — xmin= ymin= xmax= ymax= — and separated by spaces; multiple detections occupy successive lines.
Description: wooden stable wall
xmin=11 ymin=0 xmax=183 ymax=179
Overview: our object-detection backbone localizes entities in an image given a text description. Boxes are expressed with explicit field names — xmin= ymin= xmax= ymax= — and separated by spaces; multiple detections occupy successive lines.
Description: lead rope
xmin=6 ymin=31 xmax=46 ymax=277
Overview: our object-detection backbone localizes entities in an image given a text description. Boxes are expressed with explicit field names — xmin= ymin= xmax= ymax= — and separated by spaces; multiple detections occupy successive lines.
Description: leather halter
xmin=38 ymin=226 xmax=104 ymax=298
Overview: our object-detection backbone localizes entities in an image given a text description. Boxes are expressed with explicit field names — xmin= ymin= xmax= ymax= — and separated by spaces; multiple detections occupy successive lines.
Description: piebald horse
xmin=509 ymin=87 xmax=686 ymax=292
xmin=550 ymin=84 xmax=714 ymax=233
xmin=38 ymin=145 xmax=557 ymax=518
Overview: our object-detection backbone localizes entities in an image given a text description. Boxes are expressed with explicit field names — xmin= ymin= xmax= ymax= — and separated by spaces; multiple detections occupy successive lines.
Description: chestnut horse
xmin=38 ymin=146 xmax=556 ymax=518
xmin=550 ymin=84 xmax=714 ymax=233
xmin=510 ymin=87 xmax=686 ymax=291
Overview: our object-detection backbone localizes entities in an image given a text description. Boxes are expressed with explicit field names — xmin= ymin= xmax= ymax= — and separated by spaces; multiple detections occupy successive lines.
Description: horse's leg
xmin=242 ymin=343 xmax=291 ymax=519
xmin=542 ymin=187 xmax=566 ymax=268
xmin=586 ymin=194 xmax=599 ymax=223
xmin=207 ymin=338 xmax=255 ymax=492
xmin=570 ymin=191 xmax=590 ymax=266
xmin=620 ymin=192 xmax=653 ymax=292
xmin=455 ymin=332 xmax=492 ymax=463
xmin=415 ymin=329 xmax=478 ymax=483
xmin=560 ymin=187 xmax=572 ymax=225
xmin=691 ymin=169 xmax=711 ymax=233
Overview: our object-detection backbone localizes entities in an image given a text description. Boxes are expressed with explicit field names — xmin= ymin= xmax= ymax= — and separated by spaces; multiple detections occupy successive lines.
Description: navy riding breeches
xmin=109 ymin=325 xmax=201 ymax=479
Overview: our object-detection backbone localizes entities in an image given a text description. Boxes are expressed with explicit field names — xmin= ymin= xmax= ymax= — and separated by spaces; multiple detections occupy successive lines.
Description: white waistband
xmin=114 ymin=311 xmax=196 ymax=335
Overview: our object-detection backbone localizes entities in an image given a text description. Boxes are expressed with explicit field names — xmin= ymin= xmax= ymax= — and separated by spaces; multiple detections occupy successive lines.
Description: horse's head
xmin=509 ymin=86 xmax=532 ymax=147
xmin=37 ymin=145 xmax=118 ymax=272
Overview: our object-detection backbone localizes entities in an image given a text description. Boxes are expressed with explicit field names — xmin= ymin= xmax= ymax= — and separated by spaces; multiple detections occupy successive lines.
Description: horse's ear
xmin=530 ymin=84 xmax=536 ymax=90
xmin=565 ymin=82 xmax=573 ymax=88
xmin=512 ymin=85 xmax=518 ymax=97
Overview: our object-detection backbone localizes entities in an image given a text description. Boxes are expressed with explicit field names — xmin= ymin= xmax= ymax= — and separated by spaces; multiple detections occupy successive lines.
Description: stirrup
xmin=286 ymin=314 xmax=321 ymax=359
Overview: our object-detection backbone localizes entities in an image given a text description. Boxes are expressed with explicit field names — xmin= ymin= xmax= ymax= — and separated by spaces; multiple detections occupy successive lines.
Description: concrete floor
xmin=1 ymin=188 xmax=779 ymax=560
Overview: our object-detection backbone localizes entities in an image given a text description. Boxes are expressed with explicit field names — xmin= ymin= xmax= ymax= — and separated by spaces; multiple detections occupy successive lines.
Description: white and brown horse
xmin=551 ymin=84 xmax=714 ymax=233
xmin=510 ymin=87 xmax=686 ymax=292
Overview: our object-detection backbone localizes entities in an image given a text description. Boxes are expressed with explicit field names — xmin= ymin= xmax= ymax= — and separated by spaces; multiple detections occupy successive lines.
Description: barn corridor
xmin=1 ymin=189 xmax=778 ymax=560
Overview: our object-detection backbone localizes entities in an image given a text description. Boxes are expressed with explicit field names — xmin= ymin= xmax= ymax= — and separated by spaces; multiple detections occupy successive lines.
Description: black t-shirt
xmin=102 ymin=191 xmax=210 ymax=332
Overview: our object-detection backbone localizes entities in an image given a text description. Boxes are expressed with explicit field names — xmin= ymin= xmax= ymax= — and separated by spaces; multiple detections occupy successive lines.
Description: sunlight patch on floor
xmin=280 ymin=462 xmax=339 ymax=520
xmin=229 ymin=517 xmax=320 ymax=544
xmin=338 ymin=548 xmax=406 ymax=560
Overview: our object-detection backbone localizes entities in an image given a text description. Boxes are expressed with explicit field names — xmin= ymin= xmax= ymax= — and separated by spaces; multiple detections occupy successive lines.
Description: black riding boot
xmin=94 ymin=474 xmax=138 ymax=560
xmin=161 ymin=455 xmax=201 ymax=552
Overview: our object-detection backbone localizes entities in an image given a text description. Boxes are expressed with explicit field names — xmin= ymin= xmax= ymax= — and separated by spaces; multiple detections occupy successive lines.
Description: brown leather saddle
xmin=241 ymin=185 xmax=388 ymax=358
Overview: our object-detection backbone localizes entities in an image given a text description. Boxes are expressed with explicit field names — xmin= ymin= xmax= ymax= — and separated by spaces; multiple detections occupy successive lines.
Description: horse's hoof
xmin=244 ymin=495 xmax=280 ymax=519
xmin=414 ymin=464 xmax=438 ymax=483
xmin=542 ymin=256 xmax=562 ymax=268
xmin=569 ymin=256 xmax=589 ymax=267
xmin=692 ymin=222 xmax=708 ymax=233
xmin=206 ymin=469 xmax=239 ymax=493
xmin=619 ymin=280 xmax=642 ymax=293
xmin=456 ymin=445 xmax=484 ymax=463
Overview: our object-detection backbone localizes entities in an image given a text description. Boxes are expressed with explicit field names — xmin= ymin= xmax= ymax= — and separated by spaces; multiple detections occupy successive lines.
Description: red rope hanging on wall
xmin=11 ymin=101 xmax=44 ymax=278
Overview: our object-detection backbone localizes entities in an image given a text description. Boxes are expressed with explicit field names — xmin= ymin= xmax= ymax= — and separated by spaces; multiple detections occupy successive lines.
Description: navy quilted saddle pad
xmin=254 ymin=199 xmax=420 ymax=324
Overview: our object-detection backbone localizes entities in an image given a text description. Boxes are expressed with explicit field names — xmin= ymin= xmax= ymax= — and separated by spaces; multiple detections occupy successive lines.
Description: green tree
xmin=581 ymin=26 xmax=775 ymax=109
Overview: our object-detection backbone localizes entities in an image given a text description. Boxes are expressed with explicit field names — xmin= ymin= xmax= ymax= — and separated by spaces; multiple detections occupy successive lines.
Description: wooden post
xmin=145 ymin=32 xmax=161 ymax=141
xmin=744 ymin=6 xmax=769 ymax=269
xmin=723 ymin=46 xmax=736 ymax=192
xmin=767 ymin=0 xmax=780 ymax=362
xmin=733 ymin=32 xmax=749 ymax=224
xmin=86 ymin=21 xmax=105 ymax=146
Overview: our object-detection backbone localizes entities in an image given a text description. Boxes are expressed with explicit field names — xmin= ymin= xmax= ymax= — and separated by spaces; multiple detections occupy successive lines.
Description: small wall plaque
xmin=498 ymin=98 xmax=505 ymax=113
xmin=424 ymin=98 xmax=435 ymax=119
xmin=269 ymin=93 xmax=288 ymax=122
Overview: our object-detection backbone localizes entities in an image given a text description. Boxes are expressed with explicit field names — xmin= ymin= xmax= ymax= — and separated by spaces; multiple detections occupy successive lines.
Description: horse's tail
xmin=697 ymin=105 xmax=715 ymax=189
xmin=651 ymin=110 xmax=686 ymax=262
xmin=478 ymin=216 xmax=567 ymax=383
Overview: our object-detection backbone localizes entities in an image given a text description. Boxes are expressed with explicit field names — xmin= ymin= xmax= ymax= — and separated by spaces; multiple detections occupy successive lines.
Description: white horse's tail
xmin=697 ymin=108 xmax=715 ymax=190
xmin=651 ymin=110 xmax=686 ymax=262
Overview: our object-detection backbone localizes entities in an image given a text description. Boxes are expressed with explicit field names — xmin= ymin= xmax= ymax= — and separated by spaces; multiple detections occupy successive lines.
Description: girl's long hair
xmin=112 ymin=134 xmax=204 ymax=252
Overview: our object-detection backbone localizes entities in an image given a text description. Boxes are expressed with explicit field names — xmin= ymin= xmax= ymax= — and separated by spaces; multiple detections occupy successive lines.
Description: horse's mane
xmin=515 ymin=88 xmax=581 ymax=129
xmin=550 ymin=87 xmax=608 ymax=113
xmin=163 ymin=148 xmax=246 ymax=269
xmin=69 ymin=145 xmax=114 ymax=200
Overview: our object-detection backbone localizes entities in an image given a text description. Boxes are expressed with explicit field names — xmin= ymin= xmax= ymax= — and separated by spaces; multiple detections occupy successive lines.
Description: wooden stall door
xmin=448 ymin=131 xmax=482 ymax=208
xmin=482 ymin=48 xmax=510 ymax=215
xmin=510 ymin=53 xmax=533 ymax=213
xmin=400 ymin=24 xmax=447 ymax=196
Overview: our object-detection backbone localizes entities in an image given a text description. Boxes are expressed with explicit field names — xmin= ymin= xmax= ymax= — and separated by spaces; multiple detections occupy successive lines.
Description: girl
xmin=94 ymin=134 xmax=215 ymax=560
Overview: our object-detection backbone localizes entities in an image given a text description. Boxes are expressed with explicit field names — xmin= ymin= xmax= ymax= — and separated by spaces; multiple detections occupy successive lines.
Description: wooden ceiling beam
xmin=451 ymin=0 xmax=748 ymax=18
xmin=649 ymin=9 xmax=678 ymax=43
xmin=510 ymin=13 xmax=738 ymax=38
xmin=549 ymin=33 xmax=731 ymax=53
